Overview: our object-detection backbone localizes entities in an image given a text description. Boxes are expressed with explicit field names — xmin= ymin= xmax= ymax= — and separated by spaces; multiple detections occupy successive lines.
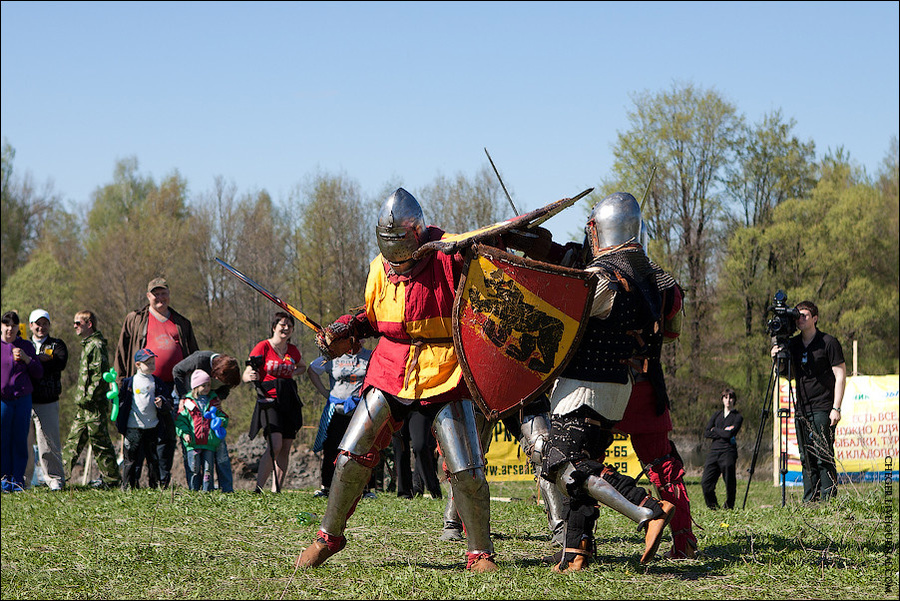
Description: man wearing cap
xmin=27 ymin=309 xmax=69 ymax=490
xmin=114 ymin=277 xmax=198 ymax=488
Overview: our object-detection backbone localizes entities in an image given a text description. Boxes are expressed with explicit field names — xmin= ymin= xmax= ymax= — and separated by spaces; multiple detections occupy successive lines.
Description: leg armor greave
xmin=433 ymin=400 xmax=492 ymax=554
xmin=433 ymin=400 xmax=486 ymax=473
xmin=338 ymin=388 xmax=395 ymax=457
xmin=320 ymin=453 xmax=372 ymax=535
xmin=557 ymin=462 xmax=655 ymax=527
xmin=443 ymin=493 xmax=461 ymax=528
xmin=441 ymin=406 xmax=492 ymax=534
xmin=519 ymin=413 xmax=566 ymax=543
xmin=320 ymin=389 xmax=395 ymax=536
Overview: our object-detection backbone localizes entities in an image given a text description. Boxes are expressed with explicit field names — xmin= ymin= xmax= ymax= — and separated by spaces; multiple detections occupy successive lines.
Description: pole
xmin=82 ymin=446 xmax=93 ymax=485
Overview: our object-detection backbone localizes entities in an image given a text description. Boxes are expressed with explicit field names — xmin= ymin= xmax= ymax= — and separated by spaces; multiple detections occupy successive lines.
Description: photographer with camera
xmin=770 ymin=300 xmax=846 ymax=503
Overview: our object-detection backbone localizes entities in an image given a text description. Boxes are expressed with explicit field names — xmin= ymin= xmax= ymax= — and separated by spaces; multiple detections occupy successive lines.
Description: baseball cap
xmin=29 ymin=309 xmax=51 ymax=324
xmin=190 ymin=369 xmax=211 ymax=389
xmin=134 ymin=348 xmax=157 ymax=363
xmin=147 ymin=277 xmax=169 ymax=293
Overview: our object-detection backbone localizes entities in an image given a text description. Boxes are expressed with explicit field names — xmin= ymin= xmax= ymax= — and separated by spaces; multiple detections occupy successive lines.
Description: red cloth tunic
xmin=362 ymin=227 xmax=467 ymax=403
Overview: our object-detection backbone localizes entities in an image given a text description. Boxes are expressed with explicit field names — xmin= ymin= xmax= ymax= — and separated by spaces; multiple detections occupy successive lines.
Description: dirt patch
xmin=67 ymin=432 xmax=322 ymax=491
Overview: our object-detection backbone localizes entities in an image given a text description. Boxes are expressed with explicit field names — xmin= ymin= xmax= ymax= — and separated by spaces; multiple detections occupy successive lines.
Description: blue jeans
xmin=1 ymin=394 xmax=33 ymax=489
xmin=185 ymin=448 xmax=217 ymax=491
xmin=180 ymin=435 xmax=232 ymax=490
xmin=215 ymin=442 xmax=234 ymax=493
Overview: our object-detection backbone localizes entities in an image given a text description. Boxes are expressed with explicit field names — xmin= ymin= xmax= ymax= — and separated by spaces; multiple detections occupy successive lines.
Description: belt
xmin=385 ymin=335 xmax=454 ymax=389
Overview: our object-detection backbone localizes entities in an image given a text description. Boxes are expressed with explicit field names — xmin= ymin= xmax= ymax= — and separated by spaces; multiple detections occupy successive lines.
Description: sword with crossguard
xmin=214 ymin=257 xmax=325 ymax=335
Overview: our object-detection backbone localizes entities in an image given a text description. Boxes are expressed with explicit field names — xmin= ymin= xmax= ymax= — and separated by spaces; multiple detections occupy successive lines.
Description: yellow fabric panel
xmin=397 ymin=335 xmax=462 ymax=399
xmin=365 ymin=255 xmax=406 ymax=325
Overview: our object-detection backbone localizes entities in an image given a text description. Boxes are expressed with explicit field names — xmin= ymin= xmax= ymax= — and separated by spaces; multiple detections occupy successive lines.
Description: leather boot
xmin=640 ymin=500 xmax=675 ymax=564
xmin=466 ymin=552 xmax=498 ymax=573
xmin=551 ymin=538 xmax=593 ymax=573
xmin=295 ymin=531 xmax=346 ymax=568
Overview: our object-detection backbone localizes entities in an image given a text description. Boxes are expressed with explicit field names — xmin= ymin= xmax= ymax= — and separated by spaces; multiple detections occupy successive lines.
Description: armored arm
xmin=315 ymin=308 xmax=376 ymax=360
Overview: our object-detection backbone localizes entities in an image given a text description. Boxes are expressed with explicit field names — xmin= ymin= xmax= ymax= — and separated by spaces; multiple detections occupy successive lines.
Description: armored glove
xmin=315 ymin=321 xmax=354 ymax=360
xmin=503 ymin=226 xmax=553 ymax=261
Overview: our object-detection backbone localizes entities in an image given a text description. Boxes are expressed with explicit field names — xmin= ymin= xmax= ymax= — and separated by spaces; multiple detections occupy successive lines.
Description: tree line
xmin=2 ymin=82 xmax=898 ymax=444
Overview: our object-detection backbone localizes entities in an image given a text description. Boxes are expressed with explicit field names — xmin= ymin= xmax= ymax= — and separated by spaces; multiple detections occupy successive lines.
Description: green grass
xmin=1 ymin=478 xmax=897 ymax=600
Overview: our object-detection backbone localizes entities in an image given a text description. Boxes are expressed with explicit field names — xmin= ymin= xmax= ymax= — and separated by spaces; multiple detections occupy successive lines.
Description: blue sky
xmin=2 ymin=1 xmax=898 ymax=242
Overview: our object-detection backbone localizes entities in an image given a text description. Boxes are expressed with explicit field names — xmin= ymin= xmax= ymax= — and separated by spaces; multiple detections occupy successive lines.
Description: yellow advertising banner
xmin=773 ymin=374 xmax=899 ymax=485
xmin=484 ymin=420 xmax=643 ymax=482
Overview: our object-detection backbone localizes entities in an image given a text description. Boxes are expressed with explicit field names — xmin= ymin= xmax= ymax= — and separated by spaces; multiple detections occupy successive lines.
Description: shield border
xmin=452 ymin=243 xmax=596 ymax=420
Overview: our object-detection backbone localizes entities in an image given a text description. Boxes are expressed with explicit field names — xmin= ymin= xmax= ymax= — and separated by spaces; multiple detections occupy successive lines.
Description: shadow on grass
xmin=381 ymin=560 xmax=470 ymax=571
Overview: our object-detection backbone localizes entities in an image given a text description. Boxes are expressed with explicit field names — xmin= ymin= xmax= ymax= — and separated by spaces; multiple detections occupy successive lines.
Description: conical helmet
xmin=376 ymin=188 xmax=426 ymax=266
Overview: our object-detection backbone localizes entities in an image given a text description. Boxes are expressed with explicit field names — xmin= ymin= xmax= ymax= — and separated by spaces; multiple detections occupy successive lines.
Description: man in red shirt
xmin=114 ymin=277 xmax=198 ymax=488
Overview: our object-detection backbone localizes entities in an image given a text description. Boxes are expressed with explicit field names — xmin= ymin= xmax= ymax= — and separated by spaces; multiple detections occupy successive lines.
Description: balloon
xmin=211 ymin=418 xmax=226 ymax=440
xmin=205 ymin=406 xmax=227 ymax=440
xmin=104 ymin=370 xmax=120 ymax=422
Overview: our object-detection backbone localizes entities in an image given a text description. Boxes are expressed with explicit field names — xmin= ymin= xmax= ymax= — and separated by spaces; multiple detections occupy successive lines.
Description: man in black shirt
xmin=701 ymin=387 xmax=743 ymax=509
xmin=772 ymin=300 xmax=846 ymax=502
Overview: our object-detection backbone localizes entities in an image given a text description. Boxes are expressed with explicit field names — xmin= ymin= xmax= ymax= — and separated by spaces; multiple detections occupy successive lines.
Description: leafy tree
xmin=710 ymin=111 xmax=818 ymax=393
xmin=0 ymin=248 xmax=82 ymax=403
xmin=85 ymin=156 xmax=156 ymax=237
xmin=609 ymin=83 xmax=743 ymax=411
xmin=717 ymin=151 xmax=899 ymax=411
xmin=723 ymin=110 xmax=817 ymax=229
xmin=418 ymin=165 xmax=508 ymax=234
xmin=290 ymin=172 xmax=372 ymax=334
xmin=225 ymin=189 xmax=293 ymax=353
xmin=78 ymin=164 xmax=197 ymax=332
xmin=1 ymin=141 xmax=63 ymax=288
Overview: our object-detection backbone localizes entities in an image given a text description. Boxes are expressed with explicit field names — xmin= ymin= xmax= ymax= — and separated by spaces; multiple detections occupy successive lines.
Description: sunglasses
xmin=73 ymin=321 xmax=84 ymax=326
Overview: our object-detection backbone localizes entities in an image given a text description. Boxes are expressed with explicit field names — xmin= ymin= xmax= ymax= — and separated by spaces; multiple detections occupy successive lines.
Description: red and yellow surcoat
xmin=362 ymin=227 xmax=467 ymax=403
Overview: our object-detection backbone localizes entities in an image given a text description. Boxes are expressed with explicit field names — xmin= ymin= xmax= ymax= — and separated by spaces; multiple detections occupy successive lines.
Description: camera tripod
xmin=742 ymin=345 xmax=795 ymax=509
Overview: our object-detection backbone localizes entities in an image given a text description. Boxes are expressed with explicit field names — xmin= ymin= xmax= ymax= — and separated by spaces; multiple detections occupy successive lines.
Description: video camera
xmin=766 ymin=290 xmax=800 ymax=343
xmin=245 ymin=355 xmax=264 ymax=370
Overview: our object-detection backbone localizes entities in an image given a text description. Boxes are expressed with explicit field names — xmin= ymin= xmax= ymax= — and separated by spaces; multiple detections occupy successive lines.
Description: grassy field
xmin=1 ymin=476 xmax=897 ymax=600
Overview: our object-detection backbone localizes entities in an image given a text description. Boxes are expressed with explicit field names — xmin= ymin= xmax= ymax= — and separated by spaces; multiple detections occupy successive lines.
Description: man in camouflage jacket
xmin=62 ymin=311 xmax=122 ymax=488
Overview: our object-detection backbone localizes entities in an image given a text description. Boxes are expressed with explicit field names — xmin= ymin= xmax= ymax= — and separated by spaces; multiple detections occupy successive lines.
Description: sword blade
xmin=484 ymin=147 xmax=520 ymax=215
xmin=214 ymin=257 xmax=323 ymax=334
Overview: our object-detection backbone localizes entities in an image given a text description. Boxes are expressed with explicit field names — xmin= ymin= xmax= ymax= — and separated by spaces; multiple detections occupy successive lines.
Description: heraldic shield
xmin=453 ymin=244 xmax=596 ymax=420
